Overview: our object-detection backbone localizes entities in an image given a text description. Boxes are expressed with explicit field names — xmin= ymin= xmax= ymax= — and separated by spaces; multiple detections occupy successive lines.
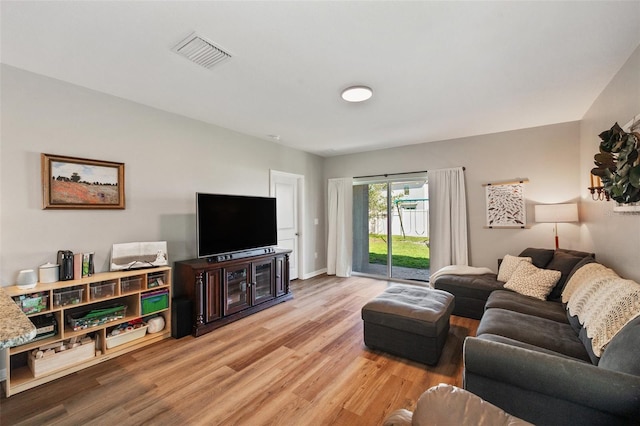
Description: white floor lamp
xmin=534 ymin=203 xmax=579 ymax=249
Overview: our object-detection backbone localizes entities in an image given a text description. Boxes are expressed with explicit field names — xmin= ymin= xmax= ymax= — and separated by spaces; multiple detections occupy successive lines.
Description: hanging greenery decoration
xmin=592 ymin=122 xmax=640 ymax=204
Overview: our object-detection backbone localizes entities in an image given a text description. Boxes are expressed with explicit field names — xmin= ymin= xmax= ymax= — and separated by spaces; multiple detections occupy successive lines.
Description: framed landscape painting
xmin=41 ymin=154 xmax=125 ymax=209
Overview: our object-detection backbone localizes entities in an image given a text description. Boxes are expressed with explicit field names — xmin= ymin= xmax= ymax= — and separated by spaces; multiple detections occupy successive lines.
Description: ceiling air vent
xmin=172 ymin=32 xmax=231 ymax=69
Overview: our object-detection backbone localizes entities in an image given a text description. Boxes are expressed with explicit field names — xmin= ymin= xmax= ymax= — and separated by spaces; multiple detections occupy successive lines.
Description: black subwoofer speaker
xmin=171 ymin=297 xmax=193 ymax=338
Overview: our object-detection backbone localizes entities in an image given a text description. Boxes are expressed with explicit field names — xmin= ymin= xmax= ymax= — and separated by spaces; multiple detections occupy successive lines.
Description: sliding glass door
xmin=352 ymin=174 xmax=430 ymax=281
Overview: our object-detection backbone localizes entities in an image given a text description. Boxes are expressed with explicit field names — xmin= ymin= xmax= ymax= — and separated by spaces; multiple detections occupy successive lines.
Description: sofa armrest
xmin=463 ymin=336 xmax=640 ymax=424
xmin=383 ymin=384 xmax=532 ymax=426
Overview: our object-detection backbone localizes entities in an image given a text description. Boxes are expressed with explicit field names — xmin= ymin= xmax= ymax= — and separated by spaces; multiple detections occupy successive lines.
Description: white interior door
xmin=270 ymin=171 xmax=302 ymax=280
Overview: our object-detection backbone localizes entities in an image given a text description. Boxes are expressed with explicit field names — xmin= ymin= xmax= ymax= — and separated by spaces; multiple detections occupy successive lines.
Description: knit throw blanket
xmin=562 ymin=263 xmax=618 ymax=304
xmin=563 ymin=263 xmax=640 ymax=357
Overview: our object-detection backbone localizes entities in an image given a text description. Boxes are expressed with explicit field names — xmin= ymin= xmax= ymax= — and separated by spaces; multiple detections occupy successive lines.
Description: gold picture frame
xmin=41 ymin=153 xmax=125 ymax=209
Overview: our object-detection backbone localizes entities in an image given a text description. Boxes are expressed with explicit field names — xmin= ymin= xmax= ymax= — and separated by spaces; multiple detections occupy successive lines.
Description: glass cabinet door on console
xmin=224 ymin=265 xmax=251 ymax=315
xmin=205 ymin=270 xmax=221 ymax=322
xmin=252 ymin=259 xmax=275 ymax=305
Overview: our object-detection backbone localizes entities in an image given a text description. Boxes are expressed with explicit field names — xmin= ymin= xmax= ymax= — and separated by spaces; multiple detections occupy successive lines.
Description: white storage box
xmin=28 ymin=340 xmax=95 ymax=377
xmin=105 ymin=325 xmax=148 ymax=349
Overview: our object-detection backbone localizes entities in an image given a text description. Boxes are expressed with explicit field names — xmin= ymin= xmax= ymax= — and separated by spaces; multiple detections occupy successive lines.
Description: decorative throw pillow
xmin=545 ymin=252 xmax=585 ymax=301
xmin=518 ymin=248 xmax=555 ymax=268
xmin=504 ymin=262 xmax=561 ymax=301
xmin=497 ymin=255 xmax=532 ymax=282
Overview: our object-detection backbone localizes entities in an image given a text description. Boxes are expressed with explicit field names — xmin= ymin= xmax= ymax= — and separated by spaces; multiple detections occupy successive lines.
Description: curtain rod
xmin=354 ymin=167 xmax=465 ymax=179
xmin=482 ymin=178 xmax=529 ymax=187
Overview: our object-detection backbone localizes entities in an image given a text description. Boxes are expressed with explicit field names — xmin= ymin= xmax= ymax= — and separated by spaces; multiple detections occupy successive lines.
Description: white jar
xmin=39 ymin=263 xmax=60 ymax=284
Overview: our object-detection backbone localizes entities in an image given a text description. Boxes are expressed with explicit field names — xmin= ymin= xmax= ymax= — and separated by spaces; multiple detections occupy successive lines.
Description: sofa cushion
xmin=485 ymin=290 xmax=567 ymax=323
xmin=504 ymin=262 xmax=561 ymax=301
xmin=433 ymin=273 xmax=503 ymax=320
xmin=579 ymin=327 xmax=600 ymax=365
xmin=433 ymin=273 xmax=502 ymax=301
xmin=567 ymin=312 xmax=582 ymax=335
xmin=476 ymin=308 xmax=591 ymax=361
xmin=497 ymin=255 xmax=532 ymax=282
xmin=477 ymin=333 xmax=583 ymax=361
xmin=568 ymin=312 xmax=601 ymax=364
xmin=518 ymin=248 xmax=555 ymax=268
xmin=545 ymin=251 xmax=585 ymax=302
xmin=599 ymin=316 xmax=640 ymax=376
xmin=557 ymin=248 xmax=595 ymax=259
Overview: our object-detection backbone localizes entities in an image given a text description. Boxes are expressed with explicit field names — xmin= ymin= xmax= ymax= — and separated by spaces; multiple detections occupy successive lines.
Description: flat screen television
xmin=196 ymin=192 xmax=277 ymax=259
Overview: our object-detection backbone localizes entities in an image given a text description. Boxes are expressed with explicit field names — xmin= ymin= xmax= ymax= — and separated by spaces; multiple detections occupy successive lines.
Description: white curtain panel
xmin=327 ymin=177 xmax=353 ymax=277
xmin=428 ymin=167 xmax=469 ymax=273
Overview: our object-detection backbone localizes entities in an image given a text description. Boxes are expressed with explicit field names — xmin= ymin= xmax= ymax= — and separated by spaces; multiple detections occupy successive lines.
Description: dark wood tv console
xmin=174 ymin=249 xmax=292 ymax=337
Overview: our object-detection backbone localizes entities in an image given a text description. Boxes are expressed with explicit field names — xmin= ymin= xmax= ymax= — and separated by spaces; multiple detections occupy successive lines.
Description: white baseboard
xmin=0 ymin=368 xmax=6 ymax=382
xmin=301 ymin=268 xmax=327 ymax=280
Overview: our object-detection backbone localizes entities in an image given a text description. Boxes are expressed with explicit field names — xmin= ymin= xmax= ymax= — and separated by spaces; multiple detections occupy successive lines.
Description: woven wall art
xmin=485 ymin=180 xmax=527 ymax=228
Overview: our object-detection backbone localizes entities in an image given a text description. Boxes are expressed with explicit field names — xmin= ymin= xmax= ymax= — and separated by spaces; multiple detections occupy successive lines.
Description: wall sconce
xmin=589 ymin=173 xmax=610 ymax=201
xmin=535 ymin=203 xmax=579 ymax=249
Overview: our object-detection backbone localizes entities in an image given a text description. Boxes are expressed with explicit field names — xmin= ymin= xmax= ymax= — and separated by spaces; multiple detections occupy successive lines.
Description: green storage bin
xmin=141 ymin=289 xmax=169 ymax=315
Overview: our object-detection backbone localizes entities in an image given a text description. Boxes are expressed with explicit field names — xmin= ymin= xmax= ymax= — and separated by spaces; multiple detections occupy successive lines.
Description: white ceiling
xmin=2 ymin=1 xmax=639 ymax=157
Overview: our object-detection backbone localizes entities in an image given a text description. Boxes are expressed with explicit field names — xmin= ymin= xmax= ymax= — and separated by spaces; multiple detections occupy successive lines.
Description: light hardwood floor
xmin=1 ymin=275 xmax=478 ymax=426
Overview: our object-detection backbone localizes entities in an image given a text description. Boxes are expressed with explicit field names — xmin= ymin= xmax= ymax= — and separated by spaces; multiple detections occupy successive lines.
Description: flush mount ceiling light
xmin=341 ymin=85 xmax=373 ymax=102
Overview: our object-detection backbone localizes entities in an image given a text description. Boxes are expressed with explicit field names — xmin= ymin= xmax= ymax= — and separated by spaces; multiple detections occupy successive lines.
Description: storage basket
xmin=67 ymin=304 xmax=127 ymax=331
xmin=90 ymin=281 xmax=116 ymax=300
xmin=53 ymin=286 xmax=84 ymax=307
xmin=147 ymin=272 xmax=167 ymax=289
xmin=141 ymin=289 xmax=169 ymax=315
xmin=13 ymin=292 xmax=49 ymax=315
xmin=105 ymin=324 xmax=148 ymax=349
xmin=28 ymin=339 xmax=95 ymax=377
xmin=31 ymin=313 xmax=58 ymax=341
xmin=120 ymin=277 xmax=142 ymax=293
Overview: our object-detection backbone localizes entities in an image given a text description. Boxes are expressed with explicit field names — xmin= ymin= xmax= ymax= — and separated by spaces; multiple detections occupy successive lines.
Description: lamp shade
xmin=535 ymin=203 xmax=578 ymax=223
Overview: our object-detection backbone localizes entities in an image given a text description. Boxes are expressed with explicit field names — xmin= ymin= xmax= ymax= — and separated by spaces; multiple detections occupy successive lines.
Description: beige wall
xmin=324 ymin=122 xmax=582 ymax=271
xmin=579 ymin=44 xmax=640 ymax=281
xmin=324 ymin=43 xmax=640 ymax=279
xmin=0 ymin=65 xmax=326 ymax=286
xmin=2 ymin=44 xmax=638 ymax=285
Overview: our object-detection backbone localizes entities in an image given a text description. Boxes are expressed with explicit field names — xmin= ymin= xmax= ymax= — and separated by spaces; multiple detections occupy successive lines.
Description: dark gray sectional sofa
xmin=434 ymin=248 xmax=591 ymax=319
xmin=432 ymin=248 xmax=640 ymax=425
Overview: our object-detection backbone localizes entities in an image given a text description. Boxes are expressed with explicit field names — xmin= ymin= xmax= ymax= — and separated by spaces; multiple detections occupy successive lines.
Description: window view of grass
xmin=369 ymin=234 xmax=430 ymax=269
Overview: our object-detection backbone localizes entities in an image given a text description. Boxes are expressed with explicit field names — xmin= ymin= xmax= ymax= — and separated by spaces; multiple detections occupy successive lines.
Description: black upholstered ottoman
xmin=361 ymin=284 xmax=455 ymax=365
